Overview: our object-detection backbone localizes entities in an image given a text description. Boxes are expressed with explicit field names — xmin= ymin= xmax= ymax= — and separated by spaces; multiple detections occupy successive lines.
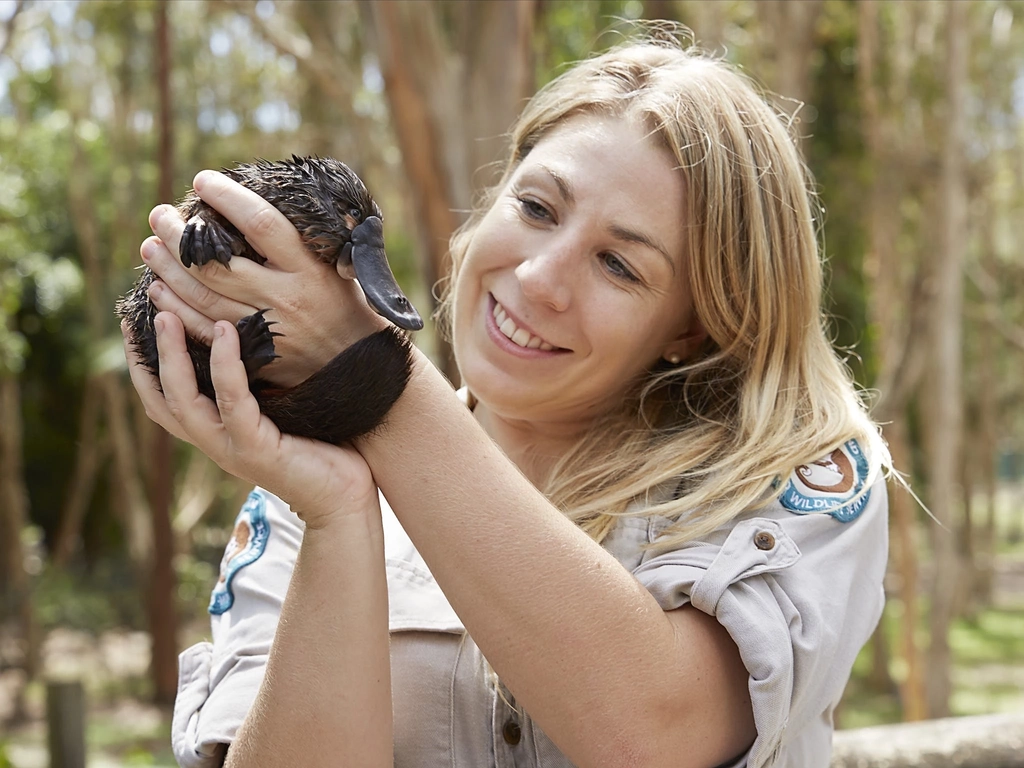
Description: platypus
xmin=117 ymin=156 xmax=422 ymax=446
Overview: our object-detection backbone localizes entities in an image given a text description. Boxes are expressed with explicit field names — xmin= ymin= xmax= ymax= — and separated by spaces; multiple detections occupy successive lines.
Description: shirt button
xmin=754 ymin=531 xmax=776 ymax=550
xmin=502 ymin=719 xmax=522 ymax=745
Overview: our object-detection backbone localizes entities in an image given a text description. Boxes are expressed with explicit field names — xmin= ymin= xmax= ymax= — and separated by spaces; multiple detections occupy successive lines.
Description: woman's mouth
xmin=487 ymin=295 xmax=567 ymax=356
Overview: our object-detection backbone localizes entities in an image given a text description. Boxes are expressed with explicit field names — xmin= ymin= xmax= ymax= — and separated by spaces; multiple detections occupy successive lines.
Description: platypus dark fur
xmin=117 ymin=156 xmax=422 ymax=446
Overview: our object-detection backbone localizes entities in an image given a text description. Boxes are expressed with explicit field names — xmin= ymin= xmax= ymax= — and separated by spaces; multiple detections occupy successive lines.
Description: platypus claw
xmin=236 ymin=310 xmax=279 ymax=382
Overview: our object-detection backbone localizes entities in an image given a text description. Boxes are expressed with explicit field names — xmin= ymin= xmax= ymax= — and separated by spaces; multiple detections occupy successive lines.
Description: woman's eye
xmin=517 ymin=197 xmax=551 ymax=221
xmin=602 ymin=253 xmax=639 ymax=282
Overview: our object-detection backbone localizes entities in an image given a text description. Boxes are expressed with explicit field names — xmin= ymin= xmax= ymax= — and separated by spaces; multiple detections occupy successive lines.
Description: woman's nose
xmin=514 ymin=247 xmax=574 ymax=312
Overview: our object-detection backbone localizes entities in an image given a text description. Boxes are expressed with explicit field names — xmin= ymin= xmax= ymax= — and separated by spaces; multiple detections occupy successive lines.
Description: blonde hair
xmin=441 ymin=29 xmax=887 ymax=550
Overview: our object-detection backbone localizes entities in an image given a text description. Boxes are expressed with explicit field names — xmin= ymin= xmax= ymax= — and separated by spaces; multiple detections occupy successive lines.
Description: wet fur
xmin=116 ymin=156 xmax=414 ymax=446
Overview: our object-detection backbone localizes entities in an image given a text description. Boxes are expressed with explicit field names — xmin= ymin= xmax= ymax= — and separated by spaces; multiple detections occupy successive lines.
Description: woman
xmin=128 ymin=34 xmax=889 ymax=768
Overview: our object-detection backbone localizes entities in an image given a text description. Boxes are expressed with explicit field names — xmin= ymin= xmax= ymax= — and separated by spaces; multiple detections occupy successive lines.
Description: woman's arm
xmin=358 ymin=351 xmax=754 ymax=767
xmin=225 ymin=508 xmax=392 ymax=768
xmin=140 ymin=314 xmax=393 ymax=768
xmin=143 ymin=173 xmax=754 ymax=767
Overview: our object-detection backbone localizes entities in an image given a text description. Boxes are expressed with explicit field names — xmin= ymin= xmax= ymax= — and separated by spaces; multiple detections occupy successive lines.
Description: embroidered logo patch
xmin=779 ymin=439 xmax=870 ymax=523
xmin=209 ymin=490 xmax=271 ymax=615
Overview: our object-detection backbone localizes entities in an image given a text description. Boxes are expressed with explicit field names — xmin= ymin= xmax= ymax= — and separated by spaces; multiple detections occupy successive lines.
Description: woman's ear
xmin=661 ymin=320 xmax=708 ymax=365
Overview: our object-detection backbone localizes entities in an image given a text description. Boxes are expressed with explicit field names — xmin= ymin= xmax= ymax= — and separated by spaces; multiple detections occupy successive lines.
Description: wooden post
xmin=46 ymin=681 xmax=85 ymax=768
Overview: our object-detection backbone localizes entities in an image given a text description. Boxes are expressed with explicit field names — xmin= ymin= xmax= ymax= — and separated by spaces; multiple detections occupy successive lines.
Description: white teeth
xmin=492 ymin=299 xmax=556 ymax=350
xmin=511 ymin=328 xmax=532 ymax=346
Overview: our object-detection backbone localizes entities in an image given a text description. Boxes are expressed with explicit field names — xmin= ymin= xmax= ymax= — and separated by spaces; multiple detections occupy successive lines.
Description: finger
xmin=209 ymin=321 xmax=280 ymax=451
xmin=192 ymin=170 xmax=309 ymax=272
xmin=148 ymin=279 xmax=218 ymax=347
xmin=154 ymin=312 xmax=225 ymax=442
xmin=121 ymin=319 xmax=194 ymax=444
xmin=149 ymin=204 xmax=186 ymax=258
xmin=142 ymin=236 xmax=258 ymax=324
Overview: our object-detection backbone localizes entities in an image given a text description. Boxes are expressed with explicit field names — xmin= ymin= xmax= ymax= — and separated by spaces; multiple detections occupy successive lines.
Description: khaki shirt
xmin=172 ymin=440 xmax=887 ymax=768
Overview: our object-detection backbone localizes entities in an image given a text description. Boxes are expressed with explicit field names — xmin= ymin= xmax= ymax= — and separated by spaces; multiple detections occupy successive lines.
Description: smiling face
xmin=452 ymin=113 xmax=702 ymax=434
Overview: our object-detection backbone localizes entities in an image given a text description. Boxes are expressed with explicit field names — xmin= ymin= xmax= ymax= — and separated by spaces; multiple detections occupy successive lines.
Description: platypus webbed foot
xmin=180 ymin=207 xmax=248 ymax=268
xmin=236 ymin=309 xmax=281 ymax=383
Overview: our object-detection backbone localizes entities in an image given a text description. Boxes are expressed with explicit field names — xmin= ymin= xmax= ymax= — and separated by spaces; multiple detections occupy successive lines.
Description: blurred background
xmin=0 ymin=0 xmax=1022 ymax=765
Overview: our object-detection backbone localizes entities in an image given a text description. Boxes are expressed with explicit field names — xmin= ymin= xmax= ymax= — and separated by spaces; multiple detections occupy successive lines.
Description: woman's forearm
xmin=356 ymin=352 xmax=698 ymax=765
xmin=224 ymin=509 xmax=393 ymax=768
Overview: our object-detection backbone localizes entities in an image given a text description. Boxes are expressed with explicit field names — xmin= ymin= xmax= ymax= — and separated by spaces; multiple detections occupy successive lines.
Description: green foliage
xmin=0 ymin=110 xmax=79 ymax=375
xmin=33 ymin=562 xmax=143 ymax=633
xmin=123 ymin=748 xmax=158 ymax=766
xmin=174 ymin=551 xmax=219 ymax=626
xmin=536 ymin=0 xmax=642 ymax=85
xmin=807 ymin=0 xmax=871 ymax=384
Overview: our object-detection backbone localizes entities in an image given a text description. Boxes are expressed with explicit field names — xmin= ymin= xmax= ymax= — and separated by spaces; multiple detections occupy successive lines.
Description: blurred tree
xmin=0 ymin=194 xmax=38 ymax=723
xmin=961 ymin=1 xmax=1024 ymax=613
xmin=679 ymin=0 xmax=727 ymax=50
xmin=921 ymin=0 xmax=970 ymax=719
xmin=363 ymin=0 xmax=538 ymax=382
xmin=753 ymin=0 xmax=825 ymax=151
xmin=857 ymin=0 xmax=928 ymax=721
xmin=147 ymin=0 xmax=179 ymax=706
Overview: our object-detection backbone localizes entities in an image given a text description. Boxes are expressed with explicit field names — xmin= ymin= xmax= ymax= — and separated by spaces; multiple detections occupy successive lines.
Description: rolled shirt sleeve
xmin=172 ymin=488 xmax=304 ymax=768
xmin=633 ymin=473 xmax=889 ymax=767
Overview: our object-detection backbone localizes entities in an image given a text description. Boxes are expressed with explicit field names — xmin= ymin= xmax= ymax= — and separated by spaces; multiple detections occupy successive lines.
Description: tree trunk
xmin=923 ymin=0 xmax=969 ymax=719
xmin=959 ymin=428 xmax=977 ymax=620
xmin=857 ymin=0 xmax=907 ymax=708
xmin=754 ymin=0 xmax=824 ymax=149
xmin=101 ymin=372 xmax=154 ymax=566
xmin=680 ymin=1 xmax=725 ymax=50
xmin=52 ymin=379 xmax=104 ymax=567
xmin=367 ymin=0 xmax=538 ymax=384
xmin=0 ymin=346 xmax=40 ymax=719
xmin=887 ymin=419 xmax=927 ymax=721
xmin=644 ymin=0 xmax=682 ymax=23
xmin=147 ymin=0 xmax=179 ymax=706
xmin=973 ymin=186 xmax=1000 ymax=608
xmin=866 ymin=618 xmax=892 ymax=693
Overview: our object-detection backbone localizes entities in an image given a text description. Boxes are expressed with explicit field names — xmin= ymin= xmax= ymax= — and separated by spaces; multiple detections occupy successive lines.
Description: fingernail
xmin=154 ymin=315 xmax=165 ymax=335
xmin=214 ymin=323 xmax=225 ymax=338
xmin=142 ymin=239 xmax=159 ymax=260
xmin=148 ymin=282 xmax=163 ymax=300
xmin=194 ymin=170 xmax=213 ymax=191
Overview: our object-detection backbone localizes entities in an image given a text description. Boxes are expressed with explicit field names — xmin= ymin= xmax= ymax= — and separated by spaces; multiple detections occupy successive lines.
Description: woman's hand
xmin=142 ymin=170 xmax=388 ymax=388
xmin=130 ymin=310 xmax=378 ymax=528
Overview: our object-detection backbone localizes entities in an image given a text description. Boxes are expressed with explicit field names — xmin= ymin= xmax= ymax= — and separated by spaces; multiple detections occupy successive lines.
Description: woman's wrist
xmin=285 ymin=474 xmax=383 ymax=533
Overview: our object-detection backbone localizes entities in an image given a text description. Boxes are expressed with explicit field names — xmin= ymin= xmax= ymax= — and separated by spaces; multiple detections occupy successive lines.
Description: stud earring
xmin=665 ymin=354 xmax=681 ymax=365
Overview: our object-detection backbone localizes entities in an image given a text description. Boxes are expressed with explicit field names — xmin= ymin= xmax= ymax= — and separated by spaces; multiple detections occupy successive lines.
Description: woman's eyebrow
xmin=535 ymin=163 xmax=675 ymax=274
xmin=537 ymin=164 xmax=575 ymax=205
xmin=608 ymin=224 xmax=676 ymax=275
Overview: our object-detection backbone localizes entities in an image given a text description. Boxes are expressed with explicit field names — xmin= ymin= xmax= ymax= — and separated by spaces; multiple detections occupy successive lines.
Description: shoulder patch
xmin=779 ymin=439 xmax=871 ymax=523
xmin=209 ymin=490 xmax=271 ymax=615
